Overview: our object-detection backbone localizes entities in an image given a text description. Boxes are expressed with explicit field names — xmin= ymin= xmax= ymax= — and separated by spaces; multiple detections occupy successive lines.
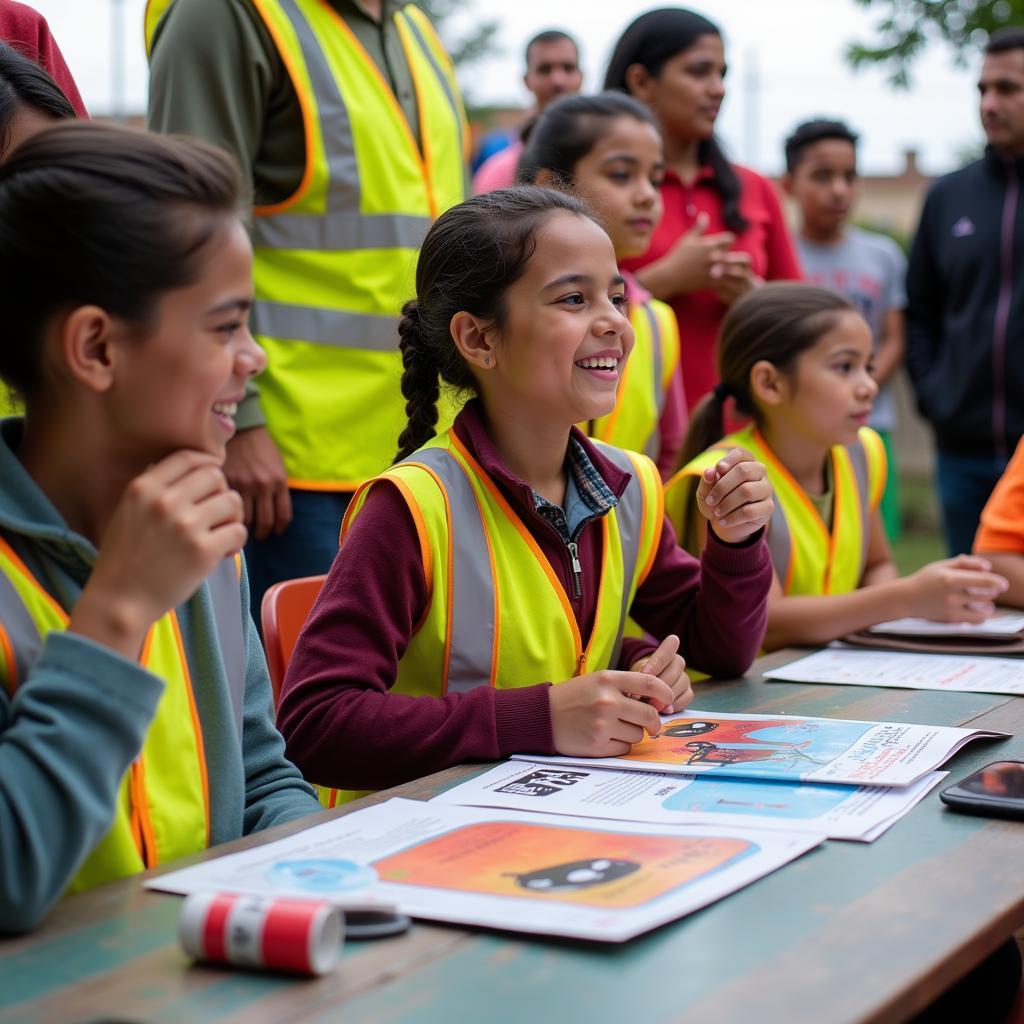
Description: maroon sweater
xmin=278 ymin=403 xmax=772 ymax=791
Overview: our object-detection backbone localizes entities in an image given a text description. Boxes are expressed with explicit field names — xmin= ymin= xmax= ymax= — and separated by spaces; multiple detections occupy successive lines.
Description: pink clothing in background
xmin=472 ymin=140 xmax=523 ymax=194
xmin=0 ymin=0 xmax=88 ymax=116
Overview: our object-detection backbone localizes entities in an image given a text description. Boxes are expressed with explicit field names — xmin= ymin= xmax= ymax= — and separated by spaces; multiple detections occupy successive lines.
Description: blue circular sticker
xmin=266 ymin=859 xmax=378 ymax=893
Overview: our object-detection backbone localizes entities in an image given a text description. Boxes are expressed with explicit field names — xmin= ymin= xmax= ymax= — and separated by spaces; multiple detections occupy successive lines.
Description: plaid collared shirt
xmin=532 ymin=437 xmax=619 ymax=544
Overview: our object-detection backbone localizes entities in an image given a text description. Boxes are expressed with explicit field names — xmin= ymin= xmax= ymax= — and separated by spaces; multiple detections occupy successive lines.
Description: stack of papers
xmin=764 ymin=648 xmax=1024 ymax=696
xmin=869 ymin=612 xmax=1024 ymax=639
xmin=516 ymin=709 xmax=1005 ymax=786
xmin=146 ymin=710 xmax=1002 ymax=943
xmin=431 ymin=762 xmax=945 ymax=843
xmin=147 ymin=798 xmax=821 ymax=942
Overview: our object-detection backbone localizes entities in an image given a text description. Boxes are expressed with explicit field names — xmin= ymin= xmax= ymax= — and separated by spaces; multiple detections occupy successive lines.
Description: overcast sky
xmin=25 ymin=0 xmax=987 ymax=175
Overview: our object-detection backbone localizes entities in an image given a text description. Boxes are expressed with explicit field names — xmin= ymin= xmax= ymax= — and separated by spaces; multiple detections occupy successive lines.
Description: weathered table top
xmin=3 ymin=648 xmax=1024 ymax=1024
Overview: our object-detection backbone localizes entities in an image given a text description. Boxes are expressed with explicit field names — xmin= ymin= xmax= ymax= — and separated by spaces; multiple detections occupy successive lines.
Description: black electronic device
xmin=939 ymin=761 xmax=1024 ymax=820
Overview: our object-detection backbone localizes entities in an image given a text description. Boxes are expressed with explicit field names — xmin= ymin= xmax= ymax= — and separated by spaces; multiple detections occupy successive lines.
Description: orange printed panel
xmin=372 ymin=821 xmax=755 ymax=908
xmin=625 ymin=716 xmax=818 ymax=767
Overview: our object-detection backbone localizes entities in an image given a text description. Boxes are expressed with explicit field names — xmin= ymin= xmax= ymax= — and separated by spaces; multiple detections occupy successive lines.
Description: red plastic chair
xmin=261 ymin=574 xmax=327 ymax=707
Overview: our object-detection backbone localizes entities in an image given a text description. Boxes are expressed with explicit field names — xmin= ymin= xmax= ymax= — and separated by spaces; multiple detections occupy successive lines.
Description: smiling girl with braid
xmin=278 ymin=187 xmax=774 ymax=799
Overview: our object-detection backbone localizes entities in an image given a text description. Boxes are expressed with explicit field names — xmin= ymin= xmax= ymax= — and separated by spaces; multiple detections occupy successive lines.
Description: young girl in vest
xmin=0 ymin=123 xmax=319 ymax=933
xmin=517 ymin=92 xmax=685 ymax=479
xmin=665 ymin=283 xmax=1008 ymax=652
xmin=278 ymin=186 xmax=775 ymax=796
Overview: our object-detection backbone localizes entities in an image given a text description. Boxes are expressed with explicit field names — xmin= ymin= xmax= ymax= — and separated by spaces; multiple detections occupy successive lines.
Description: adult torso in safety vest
xmin=318 ymin=430 xmax=664 ymax=806
xmin=665 ymin=424 xmax=886 ymax=595
xmin=145 ymin=0 xmax=469 ymax=490
xmin=0 ymin=540 xmax=246 ymax=894
xmin=586 ymin=297 xmax=680 ymax=465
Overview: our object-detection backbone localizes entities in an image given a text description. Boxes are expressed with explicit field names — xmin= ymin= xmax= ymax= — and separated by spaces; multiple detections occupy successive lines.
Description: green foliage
xmin=415 ymin=0 xmax=502 ymax=90
xmin=847 ymin=0 xmax=1024 ymax=87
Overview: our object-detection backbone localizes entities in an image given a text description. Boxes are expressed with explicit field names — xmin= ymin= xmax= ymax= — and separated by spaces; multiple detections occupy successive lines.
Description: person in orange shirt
xmin=974 ymin=434 xmax=1024 ymax=606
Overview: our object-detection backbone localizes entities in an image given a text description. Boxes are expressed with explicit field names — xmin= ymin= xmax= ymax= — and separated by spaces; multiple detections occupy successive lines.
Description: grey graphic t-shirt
xmin=797 ymin=227 xmax=907 ymax=431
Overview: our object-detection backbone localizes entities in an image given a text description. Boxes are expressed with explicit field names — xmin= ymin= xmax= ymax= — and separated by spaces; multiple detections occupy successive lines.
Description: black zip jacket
xmin=906 ymin=147 xmax=1024 ymax=459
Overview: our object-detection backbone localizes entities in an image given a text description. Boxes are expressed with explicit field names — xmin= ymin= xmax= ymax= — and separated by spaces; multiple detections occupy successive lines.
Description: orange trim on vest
xmin=395 ymin=14 xmax=439 ymax=219
xmin=381 ymin=469 xmax=438 ymax=634
xmin=319 ymin=2 xmax=437 ymax=219
xmin=249 ymin=0 xmax=318 ymax=216
xmin=448 ymin=433 xmax=584 ymax=667
xmin=287 ymin=477 xmax=362 ymax=493
xmin=752 ymin=428 xmax=831 ymax=548
xmin=170 ymin=610 xmax=211 ymax=846
xmin=0 ymin=536 xmax=68 ymax=624
xmin=131 ymin=758 xmax=158 ymax=866
xmin=628 ymin=451 xmax=662 ymax=588
xmin=0 ymin=623 xmax=16 ymax=694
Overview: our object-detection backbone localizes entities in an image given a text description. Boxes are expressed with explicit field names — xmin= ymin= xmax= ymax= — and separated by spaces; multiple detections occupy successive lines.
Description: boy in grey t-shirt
xmin=783 ymin=119 xmax=908 ymax=539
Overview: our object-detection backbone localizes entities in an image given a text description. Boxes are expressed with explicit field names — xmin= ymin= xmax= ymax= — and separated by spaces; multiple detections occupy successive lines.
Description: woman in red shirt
xmin=604 ymin=8 xmax=801 ymax=415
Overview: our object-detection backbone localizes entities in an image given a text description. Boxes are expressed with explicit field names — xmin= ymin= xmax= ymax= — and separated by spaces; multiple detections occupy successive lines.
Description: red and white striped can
xmin=179 ymin=892 xmax=343 ymax=976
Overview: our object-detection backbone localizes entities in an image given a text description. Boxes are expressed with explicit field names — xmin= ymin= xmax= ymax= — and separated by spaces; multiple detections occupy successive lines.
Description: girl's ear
xmin=59 ymin=305 xmax=118 ymax=393
xmin=534 ymin=167 xmax=558 ymax=189
xmin=625 ymin=63 xmax=655 ymax=104
xmin=749 ymin=359 xmax=788 ymax=409
xmin=450 ymin=310 xmax=498 ymax=370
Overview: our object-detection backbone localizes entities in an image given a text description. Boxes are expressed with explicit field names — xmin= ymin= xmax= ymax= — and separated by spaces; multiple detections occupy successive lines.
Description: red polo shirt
xmin=621 ymin=164 xmax=801 ymax=412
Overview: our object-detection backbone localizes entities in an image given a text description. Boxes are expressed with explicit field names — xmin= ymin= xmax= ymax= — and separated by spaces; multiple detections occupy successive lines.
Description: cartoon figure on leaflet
xmin=629 ymin=717 xmax=871 ymax=772
xmin=510 ymin=858 xmax=641 ymax=893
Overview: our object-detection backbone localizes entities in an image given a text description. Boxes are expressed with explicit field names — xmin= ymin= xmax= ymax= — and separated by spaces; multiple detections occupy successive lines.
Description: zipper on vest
xmin=566 ymin=541 xmax=583 ymax=599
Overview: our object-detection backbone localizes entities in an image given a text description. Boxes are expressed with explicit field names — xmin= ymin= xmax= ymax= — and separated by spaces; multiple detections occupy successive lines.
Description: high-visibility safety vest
xmin=145 ymin=0 xmax=469 ymax=490
xmin=586 ymin=298 xmax=680 ymax=464
xmin=0 ymin=539 xmax=247 ymax=894
xmin=665 ymin=424 xmax=886 ymax=596
xmin=317 ymin=430 xmax=664 ymax=806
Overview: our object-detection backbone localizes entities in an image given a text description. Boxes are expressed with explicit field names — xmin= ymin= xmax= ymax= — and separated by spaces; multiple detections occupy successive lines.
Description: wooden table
xmin=4 ymin=649 xmax=1024 ymax=1024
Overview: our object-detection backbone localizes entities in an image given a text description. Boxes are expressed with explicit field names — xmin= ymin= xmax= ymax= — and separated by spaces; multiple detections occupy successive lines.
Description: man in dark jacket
xmin=906 ymin=27 xmax=1024 ymax=556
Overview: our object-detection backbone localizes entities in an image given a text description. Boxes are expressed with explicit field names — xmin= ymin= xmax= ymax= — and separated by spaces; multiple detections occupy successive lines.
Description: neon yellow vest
xmin=586 ymin=298 xmax=680 ymax=466
xmin=145 ymin=0 xmax=468 ymax=490
xmin=665 ymin=424 xmax=886 ymax=595
xmin=317 ymin=430 xmax=664 ymax=806
xmin=0 ymin=541 xmax=246 ymax=894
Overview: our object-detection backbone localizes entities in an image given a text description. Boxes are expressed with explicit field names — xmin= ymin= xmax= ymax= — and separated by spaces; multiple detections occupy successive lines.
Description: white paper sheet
xmin=514 ymin=709 xmax=1006 ymax=786
xmin=431 ymin=761 xmax=946 ymax=842
xmin=868 ymin=611 xmax=1024 ymax=638
xmin=765 ymin=647 xmax=1024 ymax=696
xmin=146 ymin=798 xmax=822 ymax=942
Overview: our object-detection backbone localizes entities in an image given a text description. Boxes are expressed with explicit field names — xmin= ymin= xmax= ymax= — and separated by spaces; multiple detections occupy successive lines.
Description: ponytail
xmin=679 ymin=389 xmax=727 ymax=467
xmin=395 ymin=300 xmax=442 ymax=462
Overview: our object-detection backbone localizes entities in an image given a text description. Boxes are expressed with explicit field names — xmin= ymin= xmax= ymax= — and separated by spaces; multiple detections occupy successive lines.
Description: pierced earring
xmin=484 ymin=357 xmax=492 ymax=366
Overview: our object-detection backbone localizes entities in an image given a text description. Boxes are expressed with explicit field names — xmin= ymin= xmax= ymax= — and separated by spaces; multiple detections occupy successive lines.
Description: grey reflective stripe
xmin=277 ymin=0 xmax=358 ymax=214
xmin=641 ymin=303 xmax=663 ymax=460
xmin=766 ymin=502 xmax=792 ymax=588
xmin=0 ymin=568 xmax=41 ymax=688
xmin=847 ymin=439 xmax=872 ymax=577
xmin=251 ymin=211 xmax=430 ymax=252
xmin=252 ymin=300 xmax=400 ymax=351
xmin=398 ymin=9 xmax=462 ymax=129
xmin=206 ymin=558 xmax=246 ymax=740
xmin=595 ymin=445 xmax=646 ymax=670
xmin=406 ymin=449 xmax=495 ymax=694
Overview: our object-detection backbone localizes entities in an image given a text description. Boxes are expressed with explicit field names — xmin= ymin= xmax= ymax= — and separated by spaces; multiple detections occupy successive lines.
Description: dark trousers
xmin=935 ymin=449 xmax=1009 ymax=557
xmin=244 ymin=489 xmax=353 ymax=631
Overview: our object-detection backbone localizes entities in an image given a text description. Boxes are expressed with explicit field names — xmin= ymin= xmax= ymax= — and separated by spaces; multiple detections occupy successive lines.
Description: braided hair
xmin=394 ymin=185 xmax=597 ymax=462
